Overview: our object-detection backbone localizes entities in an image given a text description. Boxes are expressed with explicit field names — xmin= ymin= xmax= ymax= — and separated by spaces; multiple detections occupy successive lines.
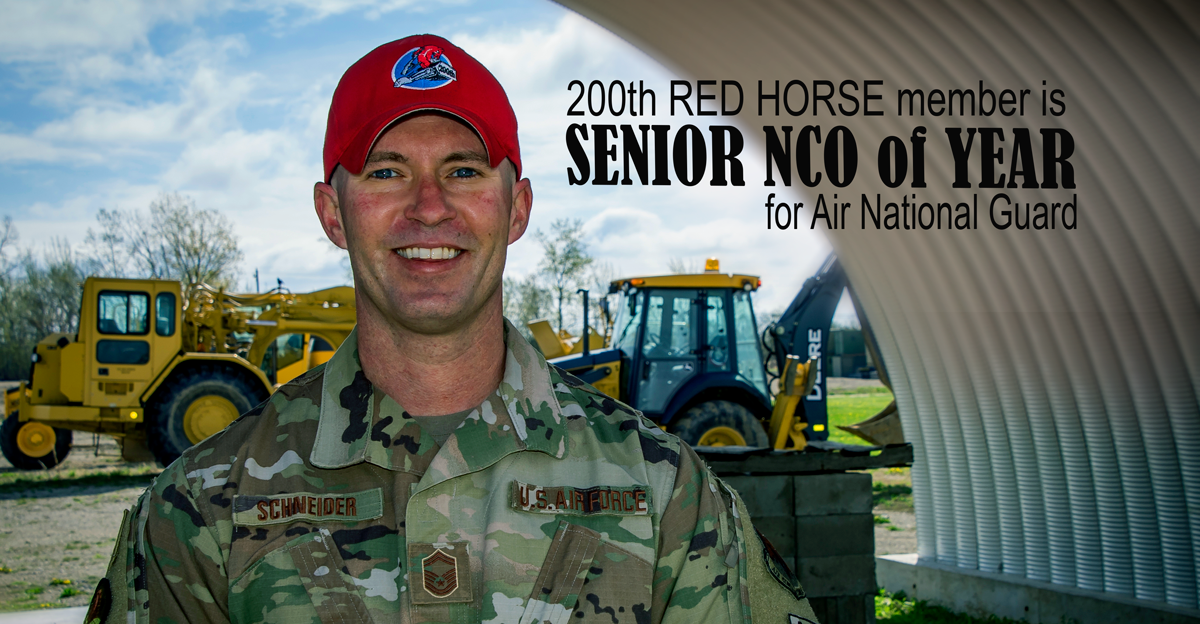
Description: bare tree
xmin=82 ymin=208 xmax=129 ymax=278
xmin=536 ymin=218 xmax=593 ymax=333
xmin=584 ymin=261 xmax=617 ymax=338
xmin=136 ymin=193 xmax=243 ymax=290
xmin=0 ymin=216 xmax=18 ymax=279
xmin=502 ymin=274 xmax=553 ymax=342
xmin=84 ymin=193 xmax=243 ymax=293
xmin=16 ymin=240 xmax=84 ymax=338
xmin=0 ymin=232 xmax=85 ymax=380
xmin=0 ymin=218 xmax=28 ymax=380
xmin=667 ymin=257 xmax=701 ymax=274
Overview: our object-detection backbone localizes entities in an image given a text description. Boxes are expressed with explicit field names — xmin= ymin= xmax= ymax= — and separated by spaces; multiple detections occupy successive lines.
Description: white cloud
xmin=256 ymin=0 xmax=425 ymax=24
xmin=0 ymin=0 xmax=427 ymax=62
xmin=9 ymin=182 xmax=164 ymax=248
xmin=0 ymin=0 xmax=210 ymax=61
xmin=0 ymin=133 xmax=92 ymax=163
xmin=53 ymin=35 xmax=249 ymax=90
xmin=161 ymin=129 xmax=308 ymax=190
xmin=33 ymin=65 xmax=256 ymax=146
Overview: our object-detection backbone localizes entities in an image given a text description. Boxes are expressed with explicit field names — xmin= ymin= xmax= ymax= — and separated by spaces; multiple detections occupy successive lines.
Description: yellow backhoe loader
xmin=538 ymin=256 xmax=900 ymax=451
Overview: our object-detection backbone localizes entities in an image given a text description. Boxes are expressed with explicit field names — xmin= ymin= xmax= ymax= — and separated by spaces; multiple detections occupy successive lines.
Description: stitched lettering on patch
xmin=232 ymin=488 xmax=383 ymax=526
xmin=509 ymin=480 xmax=651 ymax=516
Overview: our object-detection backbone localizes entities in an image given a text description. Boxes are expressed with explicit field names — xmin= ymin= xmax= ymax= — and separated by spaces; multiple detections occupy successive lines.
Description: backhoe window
xmin=638 ymin=289 xmax=699 ymax=413
xmin=98 ymin=291 xmax=149 ymax=335
xmin=155 ymin=292 xmax=176 ymax=336
xmin=733 ymin=291 xmax=769 ymax=397
xmin=706 ymin=294 xmax=729 ymax=371
xmin=275 ymin=333 xmax=306 ymax=371
xmin=643 ymin=291 xmax=696 ymax=359
xmin=612 ymin=291 xmax=643 ymax=359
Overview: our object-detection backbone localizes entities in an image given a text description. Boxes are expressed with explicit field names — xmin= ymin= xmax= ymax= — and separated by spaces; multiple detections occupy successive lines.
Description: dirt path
xmin=870 ymin=467 xmax=917 ymax=556
xmin=0 ymin=436 xmax=158 ymax=611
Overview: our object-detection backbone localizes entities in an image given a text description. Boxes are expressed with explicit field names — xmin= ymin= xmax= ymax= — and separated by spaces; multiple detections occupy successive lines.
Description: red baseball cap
xmin=322 ymin=34 xmax=521 ymax=183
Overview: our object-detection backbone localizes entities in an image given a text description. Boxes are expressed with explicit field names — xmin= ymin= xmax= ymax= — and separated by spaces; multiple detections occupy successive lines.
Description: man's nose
xmin=405 ymin=175 xmax=456 ymax=226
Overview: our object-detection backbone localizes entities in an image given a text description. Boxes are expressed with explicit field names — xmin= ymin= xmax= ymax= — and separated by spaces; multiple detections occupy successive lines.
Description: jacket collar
xmin=310 ymin=319 xmax=567 ymax=478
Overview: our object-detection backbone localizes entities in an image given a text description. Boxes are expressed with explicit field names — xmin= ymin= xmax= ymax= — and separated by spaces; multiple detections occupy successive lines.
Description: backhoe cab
xmin=548 ymin=259 xmax=814 ymax=449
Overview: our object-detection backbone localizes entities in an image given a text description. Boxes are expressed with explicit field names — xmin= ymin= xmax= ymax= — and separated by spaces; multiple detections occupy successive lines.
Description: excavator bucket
xmin=836 ymin=291 xmax=905 ymax=446
xmin=527 ymin=319 xmax=569 ymax=359
xmin=837 ymin=400 xmax=904 ymax=446
xmin=565 ymin=328 xmax=606 ymax=355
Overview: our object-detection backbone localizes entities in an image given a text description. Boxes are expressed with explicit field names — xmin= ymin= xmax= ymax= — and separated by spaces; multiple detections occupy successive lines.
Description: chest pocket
xmin=230 ymin=528 xmax=377 ymax=624
xmin=521 ymin=521 xmax=653 ymax=624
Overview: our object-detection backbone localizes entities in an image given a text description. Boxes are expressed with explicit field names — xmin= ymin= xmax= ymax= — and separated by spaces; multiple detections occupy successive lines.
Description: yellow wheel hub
xmin=697 ymin=426 xmax=747 ymax=447
xmin=183 ymin=395 xmax=239 ymax=444
xmin=16 ymin=422 xmax=56 ymax=458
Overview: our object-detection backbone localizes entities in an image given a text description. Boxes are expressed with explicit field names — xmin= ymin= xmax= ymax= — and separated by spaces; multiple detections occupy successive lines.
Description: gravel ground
xmin=875 ymin=509 xmax=918 ymax=555
xmin=870 ymin=467 xmax=917 ymax=556
xmin=0 ymin=436 xmax=158 ymax=611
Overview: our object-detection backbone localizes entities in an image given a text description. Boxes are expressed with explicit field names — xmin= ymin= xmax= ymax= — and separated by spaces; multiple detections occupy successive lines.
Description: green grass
xmin=876 ymin=589 xmax=1031 ymax=623
xmin=827 ymin=392 xmax=894 ymax=444
xmin=828 ymin=384 xmax=894 ymax=396
xmin=0 ymin=466 xmax=159 ymax=496
xmin=873 ymin=481 xmax=913 ymax=510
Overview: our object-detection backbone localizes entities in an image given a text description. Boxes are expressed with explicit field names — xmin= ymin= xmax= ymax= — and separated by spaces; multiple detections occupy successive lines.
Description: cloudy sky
xmin=0 ymin=0 xmax=849 ymax=323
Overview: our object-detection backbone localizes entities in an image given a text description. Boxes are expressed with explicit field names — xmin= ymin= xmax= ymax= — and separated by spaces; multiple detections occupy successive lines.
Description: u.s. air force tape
xmin=510 ymin=480 xmax=651 ymax=516
xmin=232 ymin=488 xmax=383 ymax=526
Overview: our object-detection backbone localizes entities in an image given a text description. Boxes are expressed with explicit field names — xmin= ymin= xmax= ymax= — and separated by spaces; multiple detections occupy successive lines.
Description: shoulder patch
xmin=84 ymin=577 xmax=111 ymax=624
xmin=759 ymin=528 xmax=805 ymax=600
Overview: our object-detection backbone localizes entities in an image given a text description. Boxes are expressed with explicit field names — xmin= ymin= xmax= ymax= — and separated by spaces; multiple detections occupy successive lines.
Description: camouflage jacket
xmin=90 ymin=320 xmax=818 ymax=624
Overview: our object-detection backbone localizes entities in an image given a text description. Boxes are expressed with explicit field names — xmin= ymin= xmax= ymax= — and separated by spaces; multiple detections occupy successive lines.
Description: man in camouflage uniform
xmin=88 ymin=34 xmax=818 ymax=624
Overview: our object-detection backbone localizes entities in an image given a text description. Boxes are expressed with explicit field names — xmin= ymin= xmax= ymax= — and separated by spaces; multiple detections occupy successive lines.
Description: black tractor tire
xmin=0 ymin=412 xmax=72 ymax=470
xmin=669 ymin=400 xmax=769 ymax=449
xmin=147 ymin=366 xmax=264 ymax=467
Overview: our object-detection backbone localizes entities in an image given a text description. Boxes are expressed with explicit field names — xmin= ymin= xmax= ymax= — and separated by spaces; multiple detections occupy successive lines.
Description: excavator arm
xmin=763 ymin=255 xmax=847 ymax=441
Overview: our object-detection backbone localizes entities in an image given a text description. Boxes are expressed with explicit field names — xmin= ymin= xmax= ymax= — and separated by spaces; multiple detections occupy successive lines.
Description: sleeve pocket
xmin=519 ymin=521 xmax=601 ymax=624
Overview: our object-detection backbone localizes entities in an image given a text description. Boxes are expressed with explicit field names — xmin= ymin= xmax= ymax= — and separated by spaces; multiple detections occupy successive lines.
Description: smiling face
xmin=314 ymin=113 xmax=531 ymax=336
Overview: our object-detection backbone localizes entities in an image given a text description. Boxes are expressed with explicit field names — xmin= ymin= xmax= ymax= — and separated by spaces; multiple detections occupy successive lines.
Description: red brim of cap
xmin=331 ymin=103 xmax=508 ymax=182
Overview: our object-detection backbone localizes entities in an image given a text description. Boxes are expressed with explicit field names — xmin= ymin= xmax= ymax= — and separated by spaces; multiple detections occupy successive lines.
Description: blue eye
xmin=450 ymin=167 xmax=478 ymax=178
xmin=369 ymin=169 xmax=397 ymax=179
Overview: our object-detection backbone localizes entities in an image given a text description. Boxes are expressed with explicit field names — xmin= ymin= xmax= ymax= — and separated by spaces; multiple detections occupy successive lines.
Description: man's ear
xmin=314 ymin=181 xmax=348 ymax=249
xmin=507 ymin=177 xmax=532 ymax=245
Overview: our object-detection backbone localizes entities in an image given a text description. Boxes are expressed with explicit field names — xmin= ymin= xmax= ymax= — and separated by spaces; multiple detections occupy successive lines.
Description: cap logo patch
xmin=393 ymin=45 xmax=456 ymax=90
